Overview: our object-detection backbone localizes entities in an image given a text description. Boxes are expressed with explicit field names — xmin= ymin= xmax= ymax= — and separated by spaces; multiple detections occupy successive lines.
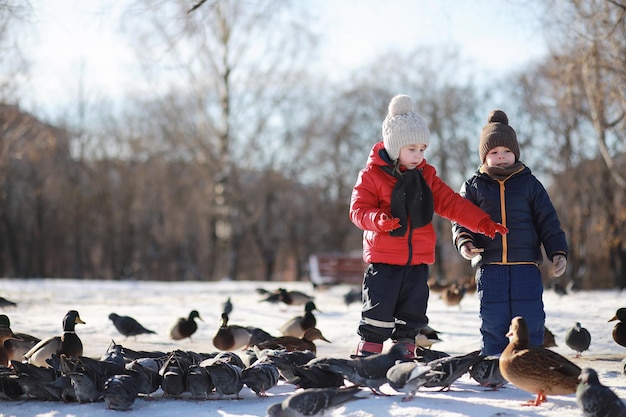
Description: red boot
xmin=354 ymin=341 xmax=383 ymax=357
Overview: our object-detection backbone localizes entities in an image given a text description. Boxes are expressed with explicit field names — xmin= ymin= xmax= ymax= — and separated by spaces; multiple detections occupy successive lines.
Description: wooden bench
xmin=309 ymin=253 xmax=366 ymax=286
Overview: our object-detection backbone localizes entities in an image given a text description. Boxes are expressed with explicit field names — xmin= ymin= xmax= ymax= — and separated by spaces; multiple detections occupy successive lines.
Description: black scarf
xmin=379 ymin=165 xmax=434 ymax=236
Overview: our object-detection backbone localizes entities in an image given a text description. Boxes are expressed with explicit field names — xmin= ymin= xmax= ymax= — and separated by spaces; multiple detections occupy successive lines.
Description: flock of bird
xmin=1 ymin=290 xmax=626 ymax=416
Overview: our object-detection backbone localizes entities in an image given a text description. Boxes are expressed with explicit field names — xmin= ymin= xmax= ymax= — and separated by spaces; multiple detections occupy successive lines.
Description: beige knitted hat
xmin=382 ymin=95 xmax=430 ymax=161
xmin=479 ymin=110 xmax=520 ymax=163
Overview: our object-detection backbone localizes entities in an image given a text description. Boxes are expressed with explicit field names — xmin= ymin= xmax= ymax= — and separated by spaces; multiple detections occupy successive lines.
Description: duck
xmin=608 ymin=307 xmax=626 ymax=348
xmin=169 ymin=310 xmax=202 ymax=341
xmin=0 ymin=314 xmax=41 ymax=362
xmin=23 ymin=310 xmax=86 ymax=368
xmin=212 ymin=312 xmax=252 ymax=351
xmin=564 ymin=322 xmax=591 ymax=358
xmin=415 ymin=325 xmax=443 ymax=348
xmin=0 ymin=321 xmax=20 ymax=366
xmin=544 ymin=326 xmax=557 ymax=347
xmin=279 ymin=301 xmax=319 ymax=338
xmin=499 ymin=316 xmax=581 ymax=406
xmin=108 ymin=313 xmax=156 ymax=339
xmin=255 ymin=327 xmax=331 ymax=355
xmin=441 ymin=282 xmax=466 ymax=308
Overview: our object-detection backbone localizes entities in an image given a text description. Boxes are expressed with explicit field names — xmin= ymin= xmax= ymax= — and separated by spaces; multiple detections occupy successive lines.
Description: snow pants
xmin=476 ymin=264 xmax=545 ymax=355
xmin=358 ymin=263 xmax=429 ymax=343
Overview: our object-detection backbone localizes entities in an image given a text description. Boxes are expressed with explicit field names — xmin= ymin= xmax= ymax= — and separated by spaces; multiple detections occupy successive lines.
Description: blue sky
xmin=22 ymin=0 xmax=547 ymax=115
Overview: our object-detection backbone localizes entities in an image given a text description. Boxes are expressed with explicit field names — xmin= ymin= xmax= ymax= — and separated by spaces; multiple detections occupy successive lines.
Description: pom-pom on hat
xmin=382 ymin=95 xmax=430 ymax=161
xmin=479 ymin=109 xmax=520 ymax=163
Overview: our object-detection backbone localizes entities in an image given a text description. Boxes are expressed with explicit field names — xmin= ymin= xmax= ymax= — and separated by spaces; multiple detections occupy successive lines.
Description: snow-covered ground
xmin=0 ymin=277 xmax=625 ymax=417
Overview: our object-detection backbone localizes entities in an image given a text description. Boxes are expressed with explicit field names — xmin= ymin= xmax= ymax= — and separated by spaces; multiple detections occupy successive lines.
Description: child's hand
xmin=460 ymin=243 xmax=481 ymax=261
xmin=552 ymin=254 xmax=567 ymax=277
xmin=377 ymin=213 xmax=401 ymax=232
xmin=477 ymin=218 xmax=509 ymax=239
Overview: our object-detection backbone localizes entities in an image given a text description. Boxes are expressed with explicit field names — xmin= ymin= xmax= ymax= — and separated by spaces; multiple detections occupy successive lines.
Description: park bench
xmin=308 ymin=253 xmax=366 ymax=286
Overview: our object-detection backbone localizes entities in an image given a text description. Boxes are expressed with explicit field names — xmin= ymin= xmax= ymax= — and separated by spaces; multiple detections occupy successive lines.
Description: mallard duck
xmin=499 ymin=316 xmax=581 ymax=406
xmin=23 ymin=310 xmax=85 ymax=368
xmin=0 ymin=314 xmax=41 ymax=362
xmin=564 ymin=322 xmax=591 ymax=358
xmin=169 ymin=310 xmax=202 ymax=341
xmin=0 ymin=322 xmax=20 ymax=366
xmin=212 ymin=312 xmax=251 ymax=351
xmin=279 ymin=301 xmax=319 ymax=338
xmin=108 ymin=313 xmax=156 ymax=339
xmin=255 ymin=327 xmax=330 ymax=355
xmin=608 ymin=308 xmax=626 ymax=348
xmin=441 ymin=282 xmax=466 ymax=308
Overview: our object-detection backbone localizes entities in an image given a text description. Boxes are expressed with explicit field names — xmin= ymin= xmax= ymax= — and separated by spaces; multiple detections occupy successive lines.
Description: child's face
xmin=398 ymin=143 xmax=427 ymax=169
xmin=485 ymin=146 xmax=515 ymax=168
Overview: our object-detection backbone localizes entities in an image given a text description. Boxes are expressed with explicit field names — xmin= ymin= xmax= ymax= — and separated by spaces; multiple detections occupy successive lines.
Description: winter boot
xmin=393 ymin=338 xmax=416 ymax=359
xmin=354 ymin=340 xmax=383 ymax=358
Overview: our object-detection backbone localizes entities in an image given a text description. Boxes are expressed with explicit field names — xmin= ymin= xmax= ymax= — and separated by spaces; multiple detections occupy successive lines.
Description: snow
xmin=1 ymin=277 xmax=625 ymax=417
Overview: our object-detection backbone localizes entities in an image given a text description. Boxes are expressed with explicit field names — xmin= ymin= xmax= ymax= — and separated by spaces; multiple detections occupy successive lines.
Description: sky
xmin=20 ymin=0 xmax=548 ymax=117
xmin=1 ymin=277 xmax=625 ymax=417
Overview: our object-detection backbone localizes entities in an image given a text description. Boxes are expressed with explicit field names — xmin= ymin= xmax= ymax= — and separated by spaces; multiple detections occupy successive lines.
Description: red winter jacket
xmin=350 ymin=141 xmax=491 ymax=266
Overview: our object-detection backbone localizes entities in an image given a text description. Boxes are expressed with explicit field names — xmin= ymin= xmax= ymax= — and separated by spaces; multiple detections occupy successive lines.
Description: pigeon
xmin=263 ymin=349 xmax=317 ymax=382
xmin=343 ymin=287 xmax=362 ymax=307
xmin=126 ymin=357 xmax=163 ymax=397
xmin=0 ymin=365 xmax=24 ymax=400
xmin=565 ymin=322 xmax=591 ymax=358
xmin=242 ymin=361 xmax=280 ymax=397
xmin=414 ymin=346 xmax=450 ymax=363
xmin=289 ymin=357 xmax=346 ymax=389
xmin=205 ymin=359 xmax=244 ymax=399
xmin=279 ymin=301 xmax=320 ymax=338
xmin=222 ymin=297 xmax=233 ymax=315
xmin=576 ymin=367 xmax=626 ymax=417
xmin=321 ymin=342 xmax=413 ymax=395
xmin=469 ymin=355 xmax=508 ymax=390
xmin=386 ymin=361 xmax=442 ymax=401
xmin=186 ymin=364 xmax=213 ymax=400
xmin=0 ymin=297 xmax=17 ymax=308
xmin=58 ymin=354 xmax=103 ymax=404
xmin=103 ymin=374 xmax=138 ymax=411
xmin=266 ymin=386 xmax=363 ymax=417
xmin=108 ymin=313 xmax=156 ymax=339
xmin=422 ymin=349 xmax=485 ymax=391
xmin=11 ymin=360 xmax=64 ymax=401
xmin=170 ymin=310 xmax=202 ymax=340
xmin=100 ymin=340 xmax=127 ymax=368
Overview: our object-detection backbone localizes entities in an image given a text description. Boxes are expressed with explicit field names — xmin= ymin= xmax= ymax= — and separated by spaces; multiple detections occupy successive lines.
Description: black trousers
xmin=358 ymin=263 xmax=429 ymax=343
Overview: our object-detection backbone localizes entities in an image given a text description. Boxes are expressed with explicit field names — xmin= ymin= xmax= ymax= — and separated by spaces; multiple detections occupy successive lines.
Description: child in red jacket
xmin=349 ymin=94 xmax=508 ymax=357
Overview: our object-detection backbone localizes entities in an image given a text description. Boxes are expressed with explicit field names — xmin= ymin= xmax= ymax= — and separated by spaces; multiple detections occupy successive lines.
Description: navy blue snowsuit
xmin=452 ymin=164 xmax=567 ymax=355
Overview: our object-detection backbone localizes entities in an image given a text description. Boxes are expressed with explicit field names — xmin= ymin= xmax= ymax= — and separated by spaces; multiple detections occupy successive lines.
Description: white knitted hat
xmin=382 ymin=95 xmax=430 ymax=161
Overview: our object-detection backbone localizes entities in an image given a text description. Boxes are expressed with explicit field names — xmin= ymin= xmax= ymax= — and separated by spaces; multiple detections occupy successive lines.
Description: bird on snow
xmin=564 ymin=322 xmax=591 ymax=358
xmin=469 ymin=355 xmax=508 ymax=391
xmin=320 ymin=342 xmax=413 ymax=395
xmin=185 ymin=363 xmax=213 ymax=400
xmin=608 ymin=308 xmax=626 ymax=348
xmin=222 ymin=297 xmax=233 ymax=315
xmin=415 ymin=325 xmax=443 ymax=348
xmin=242 ymin=361 xmax=280 ymax=397
xmin=0 ymin=297 xmax=17 ymax=308
xmin=279 ymin=301 xmax=320 ymax=338
xmin=386 ymin=361 xmax=442 ymax=401
xmin=108 ymin=313 xmax=156 ymax=339
xmin=255 ymin=327 xmax=330 ymax=355
xmin=576 ymin=367 xmax=626 ymax=417
xmin=205 ymin=359 xmax=244 ymax=399
xmin=103 ymin=374 xmax=138 ymax=411
xmin=266 ymin=386 xmax=364 ymax=417
xmin=499 ymin=316 xmax=581 ymax=406
xmin=212 ymin=312 xmax=252 ymax=351
xmin=422 ymin=349 xmax=485 ymax=391
xmin=23 ymin=310 xmax=86 ymax=368
xmin=169 ymin=310 xmax=202 ymax=341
